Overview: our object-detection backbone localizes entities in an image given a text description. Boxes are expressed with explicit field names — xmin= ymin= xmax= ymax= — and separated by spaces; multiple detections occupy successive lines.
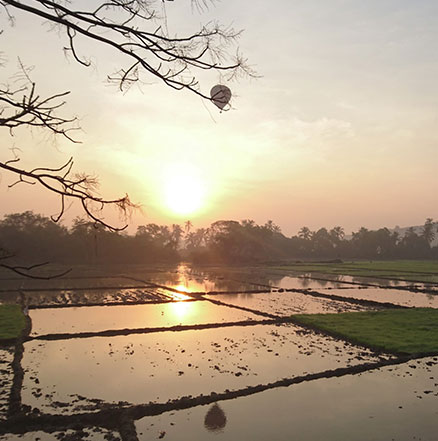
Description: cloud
xmin=259 ymin=116 xmax=355 ymax=150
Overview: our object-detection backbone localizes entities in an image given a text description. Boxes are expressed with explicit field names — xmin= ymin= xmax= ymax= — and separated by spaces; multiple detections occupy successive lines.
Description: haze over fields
xmin=1 ymin=1 xmax=437 ymax=234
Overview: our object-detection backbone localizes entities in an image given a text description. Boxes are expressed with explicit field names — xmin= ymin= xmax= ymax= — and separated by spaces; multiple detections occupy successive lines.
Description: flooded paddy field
xmin=286 ymin=272 xmax=438 ymax=291
xmin=22 ymin=324 xmax=383 ymax=415
xmin=1 ymin=263 xmax=437 ymax=440
xmin=136 ymin=356 xmax=438 ymax=441
xmin=205 ymin=291 xmax=373 ymax=315
xmin=29 ymin=301 xmax=263 ymax=337
xmin=316 ymin=287 xmax=438 ymax=308
xmin=24 ymin=287 xmax=177 ymax=308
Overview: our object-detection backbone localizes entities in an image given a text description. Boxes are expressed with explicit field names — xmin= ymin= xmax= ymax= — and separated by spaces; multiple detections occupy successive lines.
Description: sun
xmin=164 ymin=165 xmax=205 ymax=216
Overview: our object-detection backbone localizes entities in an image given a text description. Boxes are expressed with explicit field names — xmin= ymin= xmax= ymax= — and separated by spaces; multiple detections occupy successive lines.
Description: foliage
xmin=0 ymin=1 xmax=251 ymax=274
xmin=0 ymin=304 xmax=25 ymax=341
xmin=291 ymin=219 xmax=438 ymax=261
xmin=293 ymin=309 xmax=438 ymax=355
xmin=1 ymin=212 xmax=438 ymax=266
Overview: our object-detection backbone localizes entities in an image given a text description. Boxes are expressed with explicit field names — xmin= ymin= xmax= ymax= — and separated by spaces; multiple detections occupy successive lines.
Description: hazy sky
xmin=1 ymin=0 xmax=437 ymax=235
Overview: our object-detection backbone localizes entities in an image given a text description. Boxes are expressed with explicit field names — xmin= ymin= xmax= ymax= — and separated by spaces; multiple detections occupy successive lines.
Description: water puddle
xmin=0 ymin=348 xmax=14 ymax=420
xmin=205 ymin=292 xmax=374 ymax=315
xmin=22 ymin=324 xmax=383 ymax=414
xmin=29 ymin=301 xmax=262 ymax=337
xmin=135 ymin=357 xmax=438 ymax=441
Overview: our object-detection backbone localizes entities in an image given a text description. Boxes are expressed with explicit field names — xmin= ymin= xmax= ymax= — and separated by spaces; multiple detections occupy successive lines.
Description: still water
xmin=136 ymin=357 xmax=438 ymax=441
xmin=29 ymin=301 xmax=262 ymax=336
xmin=22 ymin=324 xmax=383 ymax=414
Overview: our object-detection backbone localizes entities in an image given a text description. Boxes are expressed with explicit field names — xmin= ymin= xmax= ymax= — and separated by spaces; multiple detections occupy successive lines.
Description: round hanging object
xmin=210 ymin=84 xmax=232 ymax=110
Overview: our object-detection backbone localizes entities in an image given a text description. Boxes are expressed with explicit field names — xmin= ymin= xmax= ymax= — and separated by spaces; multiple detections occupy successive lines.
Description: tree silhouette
xmin=422 ymin=218 xmax=436 ymax=245
xmin=1 ymin=1 xmax=250 ymax=226
xmin=0 ymin=0 xmax=251 ymax=274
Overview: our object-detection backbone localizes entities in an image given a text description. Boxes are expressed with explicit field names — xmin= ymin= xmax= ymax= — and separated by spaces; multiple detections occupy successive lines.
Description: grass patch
xmin=293 ymin=308 xmax=438 ymax=355
xmin=274 ymin=260 xmax=438 ymax=283
xmin=0 ymin=304 xmax=26 ymax=341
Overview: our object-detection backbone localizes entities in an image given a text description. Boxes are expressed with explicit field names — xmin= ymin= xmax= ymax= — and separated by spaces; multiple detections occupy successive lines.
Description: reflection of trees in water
xmin=426 ymin=293 xmax=435 ymax=301
xmin=266 ymin=274 xmax=283 ymax=287
xmin=190 ymin=267 xmax=273 ymax=292
xmin=351 ymin=275 xmax=391 ymax=286
xmin=204 ymin=403 xmax=227 ymax=432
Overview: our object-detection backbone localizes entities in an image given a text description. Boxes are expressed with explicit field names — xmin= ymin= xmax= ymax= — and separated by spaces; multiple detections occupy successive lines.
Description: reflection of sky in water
xmin=272 ymin=276 xmax=348 ymax=290
xmin=170 ymin=280 xmax=217 ymax=293
xmin=164 ymin=264 xmax=264 ymax=293
xmin=29 ymin=301 xmax=262 ymax=336
xmin=322 ymin=288 xmax=438 ymax=308
xmin=205 ymin=292 xmax=370 ymax=315
xmin=22 ymin=324 xmax=384 ymax=414
xmin=166 ymin=290 xmax=192 ymax=300
xmin=135 ymin=357 xmax=438 ymax=441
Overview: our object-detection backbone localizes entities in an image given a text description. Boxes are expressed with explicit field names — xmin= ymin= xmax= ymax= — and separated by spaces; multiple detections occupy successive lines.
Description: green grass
xmin=0 ymin=304 xmax=26 ymax=341
xmin=274 ymin=260 xmax=438 ymax=283
xmin=293 ymin=308 xmax=438 ymax=355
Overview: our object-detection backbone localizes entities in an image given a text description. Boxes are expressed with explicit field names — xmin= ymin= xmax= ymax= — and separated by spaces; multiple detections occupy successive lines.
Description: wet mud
xmin=0 ymin=349 xmax=14 ymax=420
xmin=0 ymin=291 xmax=21 ymax=305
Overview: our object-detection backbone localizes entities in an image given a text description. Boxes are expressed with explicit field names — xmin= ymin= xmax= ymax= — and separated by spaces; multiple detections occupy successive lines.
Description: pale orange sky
xmin=1 ymin=0 xmax=437 ymax=235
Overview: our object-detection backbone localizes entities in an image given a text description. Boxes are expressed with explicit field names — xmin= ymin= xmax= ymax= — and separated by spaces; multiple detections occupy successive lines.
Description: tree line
xmin=0 ymin=212 xmax=437 ymax=265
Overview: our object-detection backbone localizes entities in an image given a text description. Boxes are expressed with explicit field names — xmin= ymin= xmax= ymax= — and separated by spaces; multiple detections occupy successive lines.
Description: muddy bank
xmin=286 ymin=288 xmax=407 ymax=309
xmin=28 ymin=318 xmax=285 ymax=342
xmin=8 ymin=312 xmax=32 ymax=418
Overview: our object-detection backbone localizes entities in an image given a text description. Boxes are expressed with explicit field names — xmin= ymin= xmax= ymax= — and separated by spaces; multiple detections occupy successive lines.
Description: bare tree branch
xmin=0 ymin=261 xmax=71 ymax=278
xmin=0 ymin=157 xmax=137 ymax=231
xmin=1 ymin=0 xmax=254 ymax=96
xmin=0 ymin=62 xmax=79 ymax=141
xmin=0 ymin=0 xmax=253 ymax=277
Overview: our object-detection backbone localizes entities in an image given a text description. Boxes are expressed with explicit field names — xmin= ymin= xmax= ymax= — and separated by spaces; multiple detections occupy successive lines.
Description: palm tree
xmin=298 ymin=226 xmax=312 ymax=240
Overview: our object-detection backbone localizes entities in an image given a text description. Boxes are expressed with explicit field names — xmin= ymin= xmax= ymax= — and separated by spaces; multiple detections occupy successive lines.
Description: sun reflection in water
xmin=174 ymin=284 xmax=191 ymax=294
xmin=169 ymin=300 xmax=195 ymax=321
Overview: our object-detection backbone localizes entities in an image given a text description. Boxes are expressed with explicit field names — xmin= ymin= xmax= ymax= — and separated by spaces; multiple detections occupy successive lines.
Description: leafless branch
xmin=0 ymin=62 xmax=80 ymax=141
xmin=1 ymin=0 xmax=255 ymax=98
xmin=0 ymin=157 xmax=137 ymax=231
xmin=0 ymin=261 xmax=71 ymax=278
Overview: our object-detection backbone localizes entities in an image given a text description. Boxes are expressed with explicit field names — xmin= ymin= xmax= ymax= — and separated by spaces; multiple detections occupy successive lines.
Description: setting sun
xmin=163 ymin=165 xmax=205 ymax=216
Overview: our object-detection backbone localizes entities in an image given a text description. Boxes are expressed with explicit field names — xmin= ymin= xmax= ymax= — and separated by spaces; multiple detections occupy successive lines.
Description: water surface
xmin=29 ymin=301 xmax=262 ymax=336
xmin=206 ymin=291 xmax=374 ymax=315
xmin=22 ymin=324 xmax=383 ymax=414
xmin=136 ymin=357 xmax=438 ymax=441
